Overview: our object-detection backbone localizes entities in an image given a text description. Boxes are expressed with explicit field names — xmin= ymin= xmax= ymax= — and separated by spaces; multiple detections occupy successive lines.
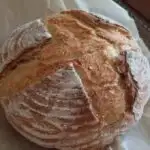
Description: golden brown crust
xmin=0 ymin=10 xmax=138 ymax=97
xmin=0 ymin=10 xmax=149 ymax=149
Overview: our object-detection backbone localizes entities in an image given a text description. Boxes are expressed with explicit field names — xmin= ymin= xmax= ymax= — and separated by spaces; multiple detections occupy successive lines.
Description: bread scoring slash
xmin=0 ymin=10 xmax=150 ymax=150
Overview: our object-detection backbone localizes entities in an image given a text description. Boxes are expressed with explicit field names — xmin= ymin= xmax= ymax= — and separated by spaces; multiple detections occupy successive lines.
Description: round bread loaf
xmin=0 ymin=10 xmax=150 ymax=150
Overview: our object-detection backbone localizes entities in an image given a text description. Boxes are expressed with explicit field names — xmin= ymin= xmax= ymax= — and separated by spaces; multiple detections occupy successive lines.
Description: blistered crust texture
xmin=0 ymin=10 xmax=150 ymax=149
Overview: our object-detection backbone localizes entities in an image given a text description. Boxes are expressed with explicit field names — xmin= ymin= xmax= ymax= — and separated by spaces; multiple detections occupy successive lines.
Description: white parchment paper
xmin=0 ymin=0 xmax=150 ymax=150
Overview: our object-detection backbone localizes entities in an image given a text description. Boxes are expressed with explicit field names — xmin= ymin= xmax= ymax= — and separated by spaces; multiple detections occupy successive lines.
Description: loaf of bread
xmin=0 ymin=10 xmax=150 ymax=150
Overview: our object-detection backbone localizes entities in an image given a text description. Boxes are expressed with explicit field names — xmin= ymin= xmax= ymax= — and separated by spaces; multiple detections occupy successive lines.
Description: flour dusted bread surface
xmin=0 ymin=19 xmax=51 ymax=73
xmin=0 ymin=10 xmax=150 ymax=150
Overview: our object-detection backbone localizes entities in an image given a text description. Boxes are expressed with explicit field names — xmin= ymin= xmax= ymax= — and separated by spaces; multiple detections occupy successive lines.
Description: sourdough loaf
xmin=0 ymin=10 xmax=150 ymax=150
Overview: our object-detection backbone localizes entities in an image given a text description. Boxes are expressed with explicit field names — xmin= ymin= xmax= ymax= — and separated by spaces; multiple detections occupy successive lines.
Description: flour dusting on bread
xmin=0 ymin=19 xmax=51 ymax=72
xmin=126 ymin=51 xmax=150 ymax=120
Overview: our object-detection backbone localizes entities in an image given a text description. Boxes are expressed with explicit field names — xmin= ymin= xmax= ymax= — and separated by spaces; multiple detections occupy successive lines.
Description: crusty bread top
xmin=0 ymin=10 xmax=142 ymax=123
xmin=1 ymin=10 xmax=150 ymax=149
xmin=0 ymin=10 xmax=137 ymax=127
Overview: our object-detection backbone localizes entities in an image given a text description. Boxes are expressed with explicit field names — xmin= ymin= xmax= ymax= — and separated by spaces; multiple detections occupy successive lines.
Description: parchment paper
xmin=0 ymin=0 xmax=150 ymax=150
